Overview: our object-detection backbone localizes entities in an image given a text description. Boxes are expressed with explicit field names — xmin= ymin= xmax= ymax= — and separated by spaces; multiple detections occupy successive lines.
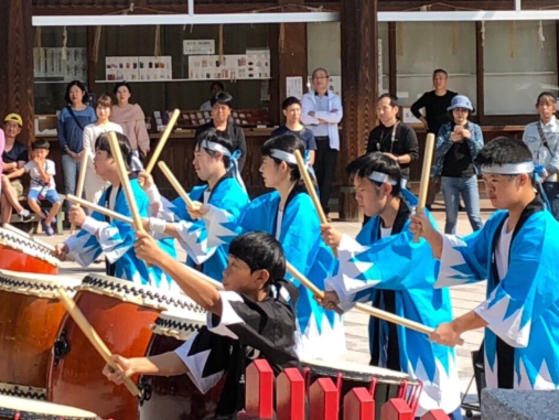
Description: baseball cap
xmin=447 ymin=95 xmax=474 ymax=112
xmin=4 ymin=113 xmax=23 ymax=127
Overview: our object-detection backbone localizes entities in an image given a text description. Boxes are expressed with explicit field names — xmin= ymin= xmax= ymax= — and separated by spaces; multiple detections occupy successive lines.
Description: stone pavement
xmin=37 ymin=203 xmax=490 ymax=413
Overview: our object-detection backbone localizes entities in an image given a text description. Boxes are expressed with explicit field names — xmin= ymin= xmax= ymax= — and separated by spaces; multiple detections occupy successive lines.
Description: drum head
xmin=301 ymin=358 xmax=414 ymax=386
xmin=0 ymin=227 xmax=59 ymax=267
xmin=0 ymin=269 xmax=81 ymax=299
xmin=151 ymin=309 xmax=207 ymax=340
xmin=0 ymin=395 xmax=99 ymax=419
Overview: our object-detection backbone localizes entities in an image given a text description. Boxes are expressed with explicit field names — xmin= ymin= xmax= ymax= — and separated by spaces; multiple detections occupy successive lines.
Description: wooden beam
xmin=388 ymin=21 xmax=397 ymax=94
xmin=475 ymin=21 xmax=485 ymax=124
xmin=340 ymin=0 xmax=378 ymax=220
xmin=0 ymin=0 xmax=35 ymax=149
xmin=86 ymin=26 xmax=97 ymax=96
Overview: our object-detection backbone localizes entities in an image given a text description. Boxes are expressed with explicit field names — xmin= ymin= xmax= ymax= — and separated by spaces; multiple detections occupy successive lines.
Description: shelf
xmin=94 ymin=78 xmax=272 ymax=84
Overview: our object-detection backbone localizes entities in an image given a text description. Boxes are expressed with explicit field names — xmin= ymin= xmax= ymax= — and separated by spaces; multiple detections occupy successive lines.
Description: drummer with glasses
xmin=319 ymin=152 xmax=463 ymax=419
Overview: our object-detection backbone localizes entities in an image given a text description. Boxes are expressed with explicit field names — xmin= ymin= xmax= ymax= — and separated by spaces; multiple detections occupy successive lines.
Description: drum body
xmin=302 ymin=359 xmax=422 ymax=418
xmin=140 ymin=311 xmax=225 ymax=420
xmin=0 ymin=228 xmax=59 ymax=275
xmin=0 ymin=395 xmax=100 ymax=420
xmin=47 ymin=274 xmax=205 ymax=420
xmin=0 ymin=270 xmax=80 ymax=397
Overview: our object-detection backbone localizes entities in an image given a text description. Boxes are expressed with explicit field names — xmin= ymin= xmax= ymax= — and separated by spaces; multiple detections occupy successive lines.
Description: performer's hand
xmin=320 ymin=224 xmax=343 ymax=248
xmin=68 ymin=205 xmax=87 ymax=227
xmin=430 ymin=322 xmax=462 ymax=347
xmin=102 ymin=354 xmax=135 ymax=385
xmin=187 ymin=201 xmax=209 ymax=220
xmin=318 ymin=291 xmax=341 ymax=311
xmin=134 ymin=231 xmax=165 ymax=265
xmin=141 ymin=218 xmax=151 ymax=231
xmin=409 ymin=212 xmax=435 ymax=240
xmin=138 ymin=171 xmax=154 ymax=190
xmin=54 ymin=243 xmax=69 ymax=260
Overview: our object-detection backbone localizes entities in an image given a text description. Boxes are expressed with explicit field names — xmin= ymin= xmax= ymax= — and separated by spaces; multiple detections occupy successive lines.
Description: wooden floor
xmin=42 ymin=201 xmax=491 ymax=408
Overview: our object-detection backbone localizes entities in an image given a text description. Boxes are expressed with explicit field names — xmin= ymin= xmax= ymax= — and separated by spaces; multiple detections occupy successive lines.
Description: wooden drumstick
xmin=414 ymin=133 xmax=436 ymax=243
xmin=71 ymin=152 xmax=89 ymax=234
xmin=144 ymin=109 xmax=181 ymax=176
xmin=293 ymin=150 xmax=337 ymax=257
xmin=107 ymin=132 xmax=145 ymax=233
xmin=57 ymin=288 xmax=141 ymax=397
xmin=157 ymin=161 xmax=194 ymax=208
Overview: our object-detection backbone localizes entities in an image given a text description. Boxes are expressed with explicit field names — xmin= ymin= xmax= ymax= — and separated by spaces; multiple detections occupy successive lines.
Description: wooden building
xmin=2 ymin=0 xmax=559 ymax=220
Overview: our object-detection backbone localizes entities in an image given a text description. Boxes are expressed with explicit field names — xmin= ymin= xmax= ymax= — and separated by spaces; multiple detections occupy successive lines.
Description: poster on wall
xmin=34 ymin=47 xmax=87 ymax=81
xmin=183 ymin=40 xmax=215 ymax=55
xmin=188 ymin=50 xmax=270 ymax=81
xmin=286 ymin=76 xmax=303 ymax=99
xmin=106 ymin=57 xmax=139 ymax=81
xmin=138 ymin=56 xmax=173 ymax=81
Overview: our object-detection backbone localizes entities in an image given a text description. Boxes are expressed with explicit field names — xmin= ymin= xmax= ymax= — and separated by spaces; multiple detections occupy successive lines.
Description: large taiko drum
xmin=0 ymin=395 xmax=101 ymax=420
xmin=0 ymin=270 xmax=81 ymax=400
xmin=47 ymin=273 xmax=205 ymax=420
xmin=0 ymin=227 xmax=59 ymax=275
xmin=140 ymin=310 xmax=225 ymax=420
xmin=302 ymin=359 xmax=422 ymax=418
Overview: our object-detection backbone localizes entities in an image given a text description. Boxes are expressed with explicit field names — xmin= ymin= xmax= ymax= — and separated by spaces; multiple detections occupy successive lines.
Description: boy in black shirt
xmin=104 ymin=231 xmax=300 ymax=419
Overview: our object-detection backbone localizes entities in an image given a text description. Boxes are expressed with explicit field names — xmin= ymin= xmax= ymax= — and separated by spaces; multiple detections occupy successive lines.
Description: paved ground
xmin=34 ymin=199 xmax=490 ymax=416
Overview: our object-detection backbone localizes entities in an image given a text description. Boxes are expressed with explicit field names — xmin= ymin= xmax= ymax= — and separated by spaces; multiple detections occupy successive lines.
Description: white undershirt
xmin=276 ymin=210 xmax=283 ymax=240
xmin=203 ymin=190 xmax=211 ymax=205
xmin=380 ymin=226 xmax=393 ymax=239
xmin=108 ymin=186 xmax=119 ymax=222
xmin=495 ymin=217 xmax=514 ymax=280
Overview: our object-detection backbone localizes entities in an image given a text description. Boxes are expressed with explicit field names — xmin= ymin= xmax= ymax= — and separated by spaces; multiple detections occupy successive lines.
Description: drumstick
xmin=67 ymin=195 xmax=224 ymax=291
xmin=71 ymin=152 xmax=89 ymax=234
xmin=157 ymin=161 xmax=194 ymax=208
xmin=57 ymin=288 xmax=141 ymax=397
xmin=293 ymin=150 xmax=337 ymax=257
xmin=414 ymin=133 xmax=436 ymax=243
xmin=3 ymin=223 xmax=56 ymax=253
xmin=144 ymin=109 xmax=181 ymax=176
xmin=107 ymin=132 xmax=145 ymax=233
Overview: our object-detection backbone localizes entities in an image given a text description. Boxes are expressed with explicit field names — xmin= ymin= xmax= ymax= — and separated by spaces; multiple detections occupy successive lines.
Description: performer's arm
xmin=103 ymin=352 xmax=187 ymax=384
xmin=430 ymin=310 xmax=488 ymax=347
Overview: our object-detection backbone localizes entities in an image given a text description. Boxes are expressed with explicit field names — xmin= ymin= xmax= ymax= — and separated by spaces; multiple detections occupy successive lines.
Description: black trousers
xmin=314 ymin=137 xmax=338 ymax=214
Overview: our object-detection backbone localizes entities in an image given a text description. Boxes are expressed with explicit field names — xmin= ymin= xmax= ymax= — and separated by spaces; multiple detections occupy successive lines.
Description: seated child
xmin=7 ymin=138 xmax=61 ymax=235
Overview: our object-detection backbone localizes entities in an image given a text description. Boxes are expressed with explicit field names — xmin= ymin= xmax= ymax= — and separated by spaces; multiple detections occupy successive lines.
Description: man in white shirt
xmin=522 ymin=92 xmax=559 ymax=219
xmin=301 ymin=68 xmax=343 ymax=219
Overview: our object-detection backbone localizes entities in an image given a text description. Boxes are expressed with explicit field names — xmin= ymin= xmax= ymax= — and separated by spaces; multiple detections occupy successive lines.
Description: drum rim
xmin=0 ymin=269 xmax=81 ymax=298
xmin=0 ymin=227 xmax=60 ymax=267
xmin=0 ymin=269 xmax=80 ymax=285
xmin=150 ymin=312 xmax=206 ymax=339
xmin=0 ymin=394 xmax=99 ymax=419
xmin=0 ymin=383 xmax=46 ymax=401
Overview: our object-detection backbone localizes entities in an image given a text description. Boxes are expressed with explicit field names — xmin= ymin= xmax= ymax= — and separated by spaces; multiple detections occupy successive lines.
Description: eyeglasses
xmin=313 ymin=76 xmax=329 ymax=80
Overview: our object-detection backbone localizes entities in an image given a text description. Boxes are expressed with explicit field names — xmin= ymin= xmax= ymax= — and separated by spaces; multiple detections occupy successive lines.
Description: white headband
xmin=200 ymin=140 xmax=231 ymax=157
xmin=369 ymin=171 xmax=398 ymax=186
xmin=481 ymin=161 xmax=535 ymax=175
xmin=270 ymin=149 xmax=297 ymax=165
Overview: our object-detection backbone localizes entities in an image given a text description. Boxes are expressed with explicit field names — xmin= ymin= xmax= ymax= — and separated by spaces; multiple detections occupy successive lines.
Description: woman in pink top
xmin=110 ymin=82 xmax=150 ymax=171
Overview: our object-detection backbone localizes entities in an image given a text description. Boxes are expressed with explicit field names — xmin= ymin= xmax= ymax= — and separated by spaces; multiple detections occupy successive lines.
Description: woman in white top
xmin=83 ymin=94 xmax=123 ymax=205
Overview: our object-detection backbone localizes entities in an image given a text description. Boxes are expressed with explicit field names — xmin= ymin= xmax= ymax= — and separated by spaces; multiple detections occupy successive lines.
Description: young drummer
xmin=103 ymin=231 xmax=300 ymax=418
xmin=139 ymin=128 xmax=249 ymax=281
xmin=191 ymin=133 xmax=345 ymax=361
xmin=54 ymin=132 xmax=176 ymax=289
xmin=411 ymin=136 xmax=559 ymax=391
xmin=319 ymin=153 xmax=462 ymax=419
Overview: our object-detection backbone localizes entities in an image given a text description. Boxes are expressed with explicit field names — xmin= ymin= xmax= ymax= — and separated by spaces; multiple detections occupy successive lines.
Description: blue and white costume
xmin=202 ymin=183 xmax=345 ymax=361
xmin=66 ymin=177 xmax=176 ymax=290
xmin=327 ymin=188 xmax=461 ymax=417
xmin=437 ymin=193 xmax=559 ymax=390
xmin=149 ymin=174 xmax=249 ymax=281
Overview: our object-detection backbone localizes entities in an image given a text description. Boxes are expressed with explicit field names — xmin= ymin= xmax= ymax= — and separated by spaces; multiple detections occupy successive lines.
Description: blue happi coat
xmin=202 ymin=185 xmax=345 ymax=361
xmin=327 ymin=190 xmax=461 ymax=416
xmin=437 ymin=197 xmax=559 ymax=390
xmin=155 ymin=175 xmax=249 ymax=281
xmin=66 ymin=178 xmax=176 ymax=290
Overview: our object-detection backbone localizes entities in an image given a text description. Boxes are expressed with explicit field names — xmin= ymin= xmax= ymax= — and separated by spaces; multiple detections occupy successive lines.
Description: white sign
xmin=183 ymin=40 xmax=215 ymax=55
xmin=286 ymin=76 xmax=303 ymax=99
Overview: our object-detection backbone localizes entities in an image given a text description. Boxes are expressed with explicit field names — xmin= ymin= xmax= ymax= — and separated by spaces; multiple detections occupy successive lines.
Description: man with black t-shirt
xmin=367 ymin=94 xmax=419 ymax=188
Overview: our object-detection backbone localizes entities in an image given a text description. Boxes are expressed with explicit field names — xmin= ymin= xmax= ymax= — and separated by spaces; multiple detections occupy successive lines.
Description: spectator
xmin=433 ymin=95 xmax=484 ymax=234
xmin=301 ymin=68 xmax=343 ymax=218
xmin=366 ymin=94 xmax=419 ymax=188
xmin=58 ymin=80 xmax=96 ymax=217
xmin=111 ymin=81 xmax=150 ymax=171
xmin=195 ymin=92 xmax=247 ymax=171
xmin=7 ymin=139 xmax=61 ymax=236
xmin=272 ymin=97 xmax=317 ymax=164
xmin=83 ymin=95 xmax=123 ymax=205
xmin=522 ymin=92 xmax=559 ymax=219
xmin=200 ymin=82 xmax=225 ymax=111
xmin=1 ymin=113 xmax=33 ymax=225
xmin=411 ymin=69 xmax=458 ymax=210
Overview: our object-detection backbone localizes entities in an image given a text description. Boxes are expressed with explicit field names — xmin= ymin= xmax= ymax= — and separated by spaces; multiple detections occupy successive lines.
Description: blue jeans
xmin=441 ymin=176 xmax=483 ymax=234
xmin=543 ymin=182 xmax=559 ymax=221
xmin=61 ymin=154 xmax=82 ymax=213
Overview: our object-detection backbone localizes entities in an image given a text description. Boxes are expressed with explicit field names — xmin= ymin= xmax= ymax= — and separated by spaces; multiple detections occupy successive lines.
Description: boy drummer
xmin=103 ymin=231 xmax=300 ymax=418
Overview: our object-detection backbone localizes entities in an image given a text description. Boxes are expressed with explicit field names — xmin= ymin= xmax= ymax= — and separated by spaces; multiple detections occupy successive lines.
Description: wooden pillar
xmin=388 ymin=22 xmax=397 ymax=94
xmin=475 ymin=21 xmax=485 ymax=124
xmin=87 ymin=27 xmax=98 ymax=96
xmin=0 ymin=0 xmax=35 ymax=148
xmin=339 ymin=0 xmax=378 ymax=221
